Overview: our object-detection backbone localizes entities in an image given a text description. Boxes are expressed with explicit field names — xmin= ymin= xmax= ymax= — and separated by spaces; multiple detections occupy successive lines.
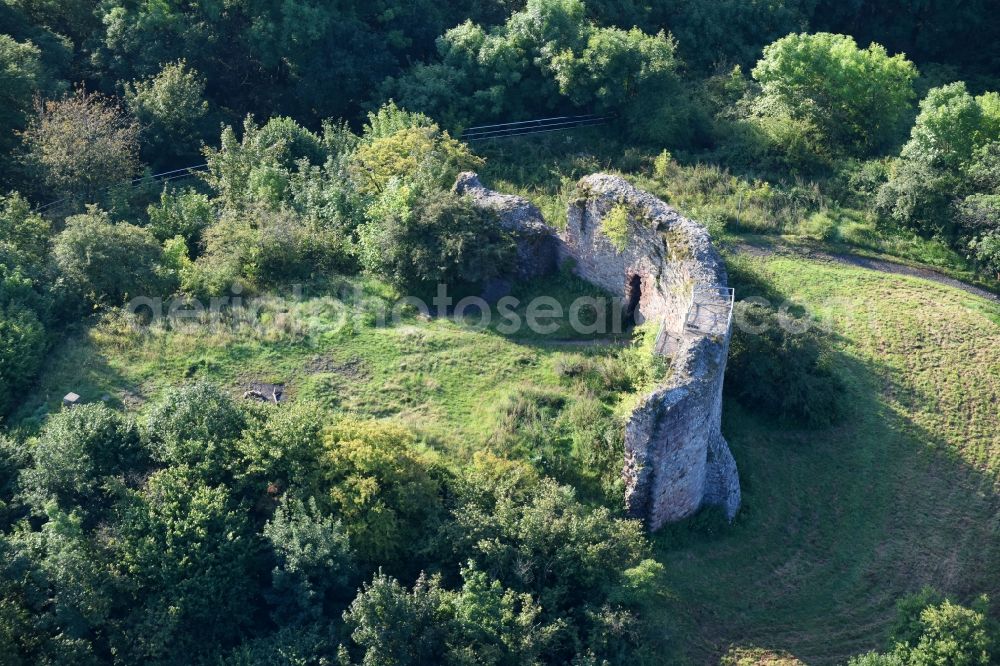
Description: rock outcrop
xmin=457 ymin=171 xmax=740 ymax=528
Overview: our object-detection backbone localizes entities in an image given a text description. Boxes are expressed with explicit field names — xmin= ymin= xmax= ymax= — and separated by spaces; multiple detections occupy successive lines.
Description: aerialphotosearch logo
xmin=123 ymin=282 xmax=851 ymax=342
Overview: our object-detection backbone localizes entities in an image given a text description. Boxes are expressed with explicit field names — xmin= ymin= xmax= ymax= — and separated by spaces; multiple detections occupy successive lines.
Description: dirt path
xmin=731 ymin=242 xmax=1000 ymax=304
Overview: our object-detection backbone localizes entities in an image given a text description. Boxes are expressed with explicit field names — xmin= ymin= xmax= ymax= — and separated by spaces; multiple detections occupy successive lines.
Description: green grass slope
xmin=11 ymin=276 xmax=646 ymax=455
xmin=654 ymin=254 xmax=999 ymax=664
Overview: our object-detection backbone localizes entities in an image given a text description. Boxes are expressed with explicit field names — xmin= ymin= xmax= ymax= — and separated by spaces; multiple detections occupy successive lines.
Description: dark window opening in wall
xmin=624 ymin=274 xmax=642 ymax=328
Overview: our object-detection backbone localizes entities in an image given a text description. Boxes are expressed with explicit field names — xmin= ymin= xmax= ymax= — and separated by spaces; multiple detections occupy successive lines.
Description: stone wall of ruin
xmin=456 ymin=172 xmax=740 ymax=529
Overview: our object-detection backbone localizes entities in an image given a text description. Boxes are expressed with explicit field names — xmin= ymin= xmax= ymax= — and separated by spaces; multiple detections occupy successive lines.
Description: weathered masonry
xmin=456 ymin=172 xmax=740 ymax=529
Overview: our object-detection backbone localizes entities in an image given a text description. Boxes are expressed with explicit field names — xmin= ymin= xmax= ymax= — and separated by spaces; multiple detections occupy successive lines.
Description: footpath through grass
xmin=651 ymin=254 xmax=1000 ymax=664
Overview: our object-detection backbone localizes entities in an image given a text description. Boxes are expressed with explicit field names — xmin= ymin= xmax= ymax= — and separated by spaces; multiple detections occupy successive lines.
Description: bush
xmin=850 ymin=588 xmax=997 ymax=666
xmin=20 ymin=404 xmax=149 ymax=521
xmin=356 ymin=189 xmax=515 ymax=292
xmin=0 ymin=302 xmax=45 ymax=418
xmin=322 ymin=419 xmax=447 ymax=573
xmin=112 ymin=466 xmax=258 ymax=662
xmin=386 ymin=1 xmax=699 ymax=146
xmin=487 ymin=387 xmax=571 ymax=476
xmin=349 ymin=106 xmax=482 ymax=195
xmin=798 ymin=211 xmax=837 ymax=241
xmin=727 ymin=301 xmax=844 ymax=426
xmin=875 ymin=159 xmax=957 ymax=235
xmin=0 ymin=192 xmax=51 ymax=271
xmin=146 ymin=187 xmax=213 ymax=255
xmin=601 ymin=204 xmax=630 ymax=252
xmin=144 ymin=383 xmax=246 ymax=480
xmin=23 ymin=88 xmax=140 ymax=201
xmin=751 ymin=32 xmax=917 ymax=156
xmin=451 ymin=477 xmax=658 ymax=660
xmin=343 ymin=565 xmax=560 ymax=665
xmin=202 ymin=115 xmax=325 ymax=212
xmin=52 ymin=207 xmax=164 ymax=305
xmin=262 ymin=495 xmax=355 ymax=623
xmin=124 ymin=60 xmax=211 ymax=166
xmin=0 ymin=35 xmax=50 ymax=159
xmin=185 ymin=204 xmax=352 ymax=296
xmin=900 ymin=83 xmax=1000 ymax=172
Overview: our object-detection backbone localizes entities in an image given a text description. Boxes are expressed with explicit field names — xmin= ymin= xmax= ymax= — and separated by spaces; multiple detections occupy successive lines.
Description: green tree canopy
xmin=752 ymin=32 xmax=918 ymax=155
xmin=900 ymin=82 xmax=1000 ymax=171
xmin=23 ymin=89 xmax=141 ymax=201
xmin=123 ymin=60 xmax=211 ymax=167
xmin=20 ymin=404 xmax=148 ymax=521
xmin=112 ymin=466 xmax=259 ymax=662
xmin=52 ymin=207 xmax=163 ymax=305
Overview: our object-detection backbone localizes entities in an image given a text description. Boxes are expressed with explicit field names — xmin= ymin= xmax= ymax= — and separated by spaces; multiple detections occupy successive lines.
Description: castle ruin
xmin=456 ymin=172 xmax=740 ymax=529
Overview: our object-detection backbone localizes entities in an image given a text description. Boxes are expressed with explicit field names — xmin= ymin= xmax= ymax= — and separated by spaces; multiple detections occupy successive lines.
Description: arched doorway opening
xmin=624 ymin=273 xmax=642 ymax=328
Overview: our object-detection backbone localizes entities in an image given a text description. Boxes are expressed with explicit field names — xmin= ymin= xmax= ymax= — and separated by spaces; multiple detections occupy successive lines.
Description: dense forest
xmin=1 ymin=0 xmax=999 ymax=664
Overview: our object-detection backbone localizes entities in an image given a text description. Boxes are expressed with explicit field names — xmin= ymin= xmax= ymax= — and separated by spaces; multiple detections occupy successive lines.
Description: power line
xmin=33 ymin=163 xmax=210 ymax=213
xmin=32 ymin=113 xmax=610 ymax=211
xmin=462 ymin=114 xmax=613 ymax=141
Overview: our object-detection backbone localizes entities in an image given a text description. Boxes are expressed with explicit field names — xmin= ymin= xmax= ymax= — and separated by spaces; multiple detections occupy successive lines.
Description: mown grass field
xmin=652 ymin=254 xmax=1000 ymax=664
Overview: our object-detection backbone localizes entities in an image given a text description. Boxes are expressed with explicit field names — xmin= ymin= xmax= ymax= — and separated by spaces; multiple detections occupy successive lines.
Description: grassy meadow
xmin=11 ymin=274 xmax=659 ymax=477
xmin=654 ymin=254 xmax=999 ymax=664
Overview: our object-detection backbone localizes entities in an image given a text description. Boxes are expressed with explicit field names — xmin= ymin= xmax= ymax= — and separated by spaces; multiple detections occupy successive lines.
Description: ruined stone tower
xmin=457 ymin=172 xmax=740 ymax=529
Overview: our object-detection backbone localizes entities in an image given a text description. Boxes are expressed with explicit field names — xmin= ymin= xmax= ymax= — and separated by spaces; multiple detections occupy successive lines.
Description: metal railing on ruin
xmin=652 ymin=284 xmax=734 ymax=359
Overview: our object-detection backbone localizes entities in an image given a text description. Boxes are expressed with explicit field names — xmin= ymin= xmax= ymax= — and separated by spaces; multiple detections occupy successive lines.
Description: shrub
xmin=877 ymin=84 xmax=1000 ymax=237
xmin=112 ymin=466 xmax=258 ymax=662
xmin=968 ymin=230 xmax=1000 ymax=279
xmin=146 ymin=188 xmax=213 ymax=254
xmin=0 ymin=302 xmax=45 ymax=418
xmin=751 ymin=32 xmax=917 ymax=156
xmin=323 ymin=419 xmax=447 ymax=573
xmin=20 ymin=404 xmax=149 ymax=521
xmin=262 ymin=495 xmax=355 ymax=623
xmin=235 ymin=401 xmax=328 ymax=502
xmin=727 ymin=301 xmax=844 ymax=426
xmin=201 ymin=115 xmax=325 ymax=211
xmin=487 ymin=387 xmax=570 ymax=475
xmin=0 ymin=35 xmax=50 ymax=158
xmin=875 ymin=159 xmax=957 ymax=235
xmin=144 ymin=383 xmax=246 ymax=479
xmin=52 ymin=207 xmax=164 ymax=305
xmin=356 ymin=189 xmax=515 ymax=292
xmin=900 ymin=83 xmax=1000 ymax=172
xmin=124 ymin=60 xmax=211 ymax=165
xmin=898 ymin=599 xmax=994 ymax=665
xmin=851 ymin=588 xmax=996 ymax=666
xmin=185 ymin=204 xmax=352 ymax=296
xmin=601 ymin=204 xmax=629 ymax=252
xmin=343 ymin=564 xmax=560 ymax=665
xmin=349 ymin=113 xmax=482 ymax=195
xmin=23 ymin=88 xmax=140 ymax=201
xmin=0 ymin=192 xmax=51 ymax=271
xmin=798 ymin=211 xmax=837 ymax=241
xmin=451 ymin=477 xmax=657 ymax=659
